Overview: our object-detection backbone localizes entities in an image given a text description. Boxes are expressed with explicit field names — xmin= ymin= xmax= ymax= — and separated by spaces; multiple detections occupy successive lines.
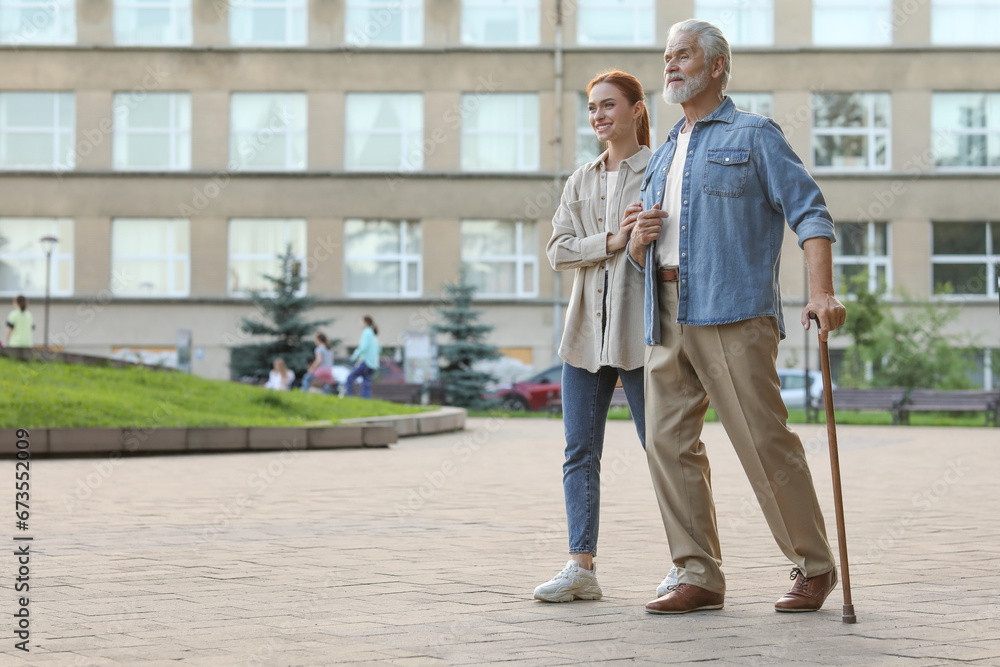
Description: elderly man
xmin=628 ymin=19 xmax=847 ymax=615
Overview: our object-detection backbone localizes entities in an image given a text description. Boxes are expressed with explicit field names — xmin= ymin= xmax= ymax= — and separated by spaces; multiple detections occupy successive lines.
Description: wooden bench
xmin=830 ymin=387 xmax=909 ymax=424
xmin=370 ymin=383 xmax=423 ymax=404
xmin=547 ymin=387 xmax=631 ymax=415
xmin=895 ymin=389 xmax=1000 ymax=426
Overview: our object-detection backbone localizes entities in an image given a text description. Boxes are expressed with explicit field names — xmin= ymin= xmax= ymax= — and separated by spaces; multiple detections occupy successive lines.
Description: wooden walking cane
xmin=809 ymin=312 xmax=857 ymax=624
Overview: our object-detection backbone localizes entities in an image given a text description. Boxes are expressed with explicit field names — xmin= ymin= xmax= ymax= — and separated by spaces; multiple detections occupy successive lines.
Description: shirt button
xmin=688 ymin=150 xmax=693 ymax=155
xmin=725 ymin=157 xmax=730 ymax=162
xmin=601 ymin=195 xmax=605 ymax=200
xmin=598 ymin=218 xmax=603 ymax=222
xmin=683 ymin=200 xmax=687 ymax=204
xmin=597 ymin=288 xmax=602 ymax=293
xmin=596 ymin=313 xmax=601 ymax=317
xmin=681 ymin=226 xmax=686 ymax=230
xmin=682 ymin=279 xmax=686 ymax=283
xmin=681 ymin=252 xmax=686 ymax=257
xmin=684 ymin=172 xmax=689 ymax=176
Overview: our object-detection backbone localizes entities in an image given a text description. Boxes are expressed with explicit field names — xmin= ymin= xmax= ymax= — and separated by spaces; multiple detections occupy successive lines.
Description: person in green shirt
xmin=5 ymin=295 xmax=35 ymax=348
xmin=345 ymin=315 xmax=381 ymax=399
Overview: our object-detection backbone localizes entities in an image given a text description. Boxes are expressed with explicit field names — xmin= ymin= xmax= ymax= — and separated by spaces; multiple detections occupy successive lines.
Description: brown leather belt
xmin=659 ymin=268 xmax=678 ymax=282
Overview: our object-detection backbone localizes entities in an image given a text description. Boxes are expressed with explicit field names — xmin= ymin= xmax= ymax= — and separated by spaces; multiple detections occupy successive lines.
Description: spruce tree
xmin=433 ymin=282 xmax=499 ymax=407
xmin=228 ymin=244 xmax=336 ymax=382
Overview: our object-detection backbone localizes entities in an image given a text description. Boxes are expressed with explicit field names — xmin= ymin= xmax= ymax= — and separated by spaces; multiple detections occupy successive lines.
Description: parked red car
xmin=492 ymin=364 xmax=563 ymax=411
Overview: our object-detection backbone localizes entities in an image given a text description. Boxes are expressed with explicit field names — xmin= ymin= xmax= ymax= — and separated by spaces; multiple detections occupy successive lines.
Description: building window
xmin=0 ymin=92 xmax=74 ymax=171
xmin=228 ymin=218 xmax=306 ymax=295
xmin=694 ymin=0 xmax=772 ymax=46
xmin=345 ymin=0 xmax=422 ymax=46
xmin=461 ymin=220 xmax=537 ymax=298
xmin=113 ymin=92 xmax=191 ymax=171
xmin=111 ymin=219 xmax=190 ymax=297
xmin=345 ymin=93 xmax=423 ymax=171
xmin=727 ymin=92 xmax=773 ymax=117
xmin=230 ymin=0 xmax=306 ymax=46
xmin=462 ymin=93 xmax=538 ymax=171
xmin=932 ymin=92 xmax=1000 ymax=169
xmin=932 ymin=0 xmax=1000 ymax=45
xmin=833 ymin=222 xmax=891 ymax=295
xmin=0 ymin=0 xmax=75 ymax=45
xmin=344 ymin=219 xmax=421 ymax=297
xmin=0 ymin=218 xmax=73 ymax=296
xmin=461 ymin=0 xmax=538 ymax=45
xmin=812 ymin=92 xmax=891 ymax=171
xmin=113 ymin=0 xmax=191 ymax=45
xmin=576 ymin=0 xmax=654 ymax=45
xmin=931 ymin=221 xmax=1000 ymax=297
xmin=575 ymin=91 xmax=658 ymax=167
xmin=230 ymin=93 xmax=307 ymax=171
xmin=812 ymin=0 xmax=892 ymax=46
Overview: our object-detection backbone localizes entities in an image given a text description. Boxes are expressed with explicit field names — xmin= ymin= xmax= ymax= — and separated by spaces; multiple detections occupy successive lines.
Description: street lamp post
xmin=40 ymin=235 xmax=58 ymax=350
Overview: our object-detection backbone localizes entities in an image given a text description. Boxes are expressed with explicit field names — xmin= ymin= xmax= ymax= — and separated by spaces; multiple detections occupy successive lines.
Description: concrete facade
xmin=1 ymin=1 xmax=997 ymax=383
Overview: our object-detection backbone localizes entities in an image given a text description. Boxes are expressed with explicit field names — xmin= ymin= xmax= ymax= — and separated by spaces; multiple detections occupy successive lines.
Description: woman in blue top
xmin=345 ymin=316 xmax=381 ymax=399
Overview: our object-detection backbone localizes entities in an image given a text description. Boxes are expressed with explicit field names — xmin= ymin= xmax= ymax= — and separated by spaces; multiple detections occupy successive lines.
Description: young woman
xmin=265 ymin=358 xmax=294 ymax=391
xmin=535 ymin=70 xmax=675 ymax=602
xmin=344 ymin=316 xmax=381 ymax=399
xmin=300 ymin=333 xmax=335 ymax=394
xmin=5 ymin=295 xmax=34 ymax=348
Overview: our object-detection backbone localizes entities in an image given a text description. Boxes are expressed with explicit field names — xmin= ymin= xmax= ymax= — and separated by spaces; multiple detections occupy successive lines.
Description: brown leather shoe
xmin=645 ymin=583 xmax=724 ymax=615
xmin=775 ymin=567 xmax=838 ymax=612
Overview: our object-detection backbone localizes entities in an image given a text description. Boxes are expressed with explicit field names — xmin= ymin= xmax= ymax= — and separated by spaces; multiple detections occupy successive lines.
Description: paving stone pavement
xmin=6 ymin=417 xmax=999 ymax=665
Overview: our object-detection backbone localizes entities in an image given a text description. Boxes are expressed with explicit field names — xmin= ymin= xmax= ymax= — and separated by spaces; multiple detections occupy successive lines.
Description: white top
xmin=604 ymin=169 xmax=620 ymax=235
xmin=656 ymin=128 xmax=691 ymax=268
xmin=265 ymin=369 xmax=294 ymax=391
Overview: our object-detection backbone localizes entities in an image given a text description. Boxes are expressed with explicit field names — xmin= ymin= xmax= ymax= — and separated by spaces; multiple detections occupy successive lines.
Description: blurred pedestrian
xmin=265 ymin=358 xmax=295 ymax=391
xmin=5 ymin=295 xmax=34 ymax=348
xmin=344 ymin=316 xmax=380 ymax=399
xmin=300 ymin=333 xmax=335 ymax=394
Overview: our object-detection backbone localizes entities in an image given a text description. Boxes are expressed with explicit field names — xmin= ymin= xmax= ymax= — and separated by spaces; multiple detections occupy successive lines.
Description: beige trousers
xmin=645 ymin=280 xmax=835 ymax=595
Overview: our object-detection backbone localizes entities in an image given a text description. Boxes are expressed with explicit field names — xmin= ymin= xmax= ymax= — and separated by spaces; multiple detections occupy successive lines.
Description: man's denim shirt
xmin=628 ymin=96 xmax=836 ymax=345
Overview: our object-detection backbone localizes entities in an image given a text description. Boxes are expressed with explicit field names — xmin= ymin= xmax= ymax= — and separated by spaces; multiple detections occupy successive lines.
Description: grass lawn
xmin=0 ymin=357 xmax=427 ymax=429
xmin=471 ymin=406 xmax=991 ymax=427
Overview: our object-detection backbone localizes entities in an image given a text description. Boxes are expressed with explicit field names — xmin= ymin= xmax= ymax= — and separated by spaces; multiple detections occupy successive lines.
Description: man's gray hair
xmin=667 ymin=19 xmax=732 ymax=91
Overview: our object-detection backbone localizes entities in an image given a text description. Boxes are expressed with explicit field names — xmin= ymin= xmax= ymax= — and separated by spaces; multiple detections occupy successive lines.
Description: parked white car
xmin=777 ymin=369 xmax=831 ymax=409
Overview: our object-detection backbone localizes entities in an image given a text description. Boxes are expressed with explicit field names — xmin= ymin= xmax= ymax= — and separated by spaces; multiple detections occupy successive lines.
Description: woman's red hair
xmin=586 ymin=70 xmax=651 ymax=148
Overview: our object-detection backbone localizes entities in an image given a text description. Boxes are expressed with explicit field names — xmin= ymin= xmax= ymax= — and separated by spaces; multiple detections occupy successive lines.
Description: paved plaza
xmin=8 ymin=417 xmax=1000 ymax=665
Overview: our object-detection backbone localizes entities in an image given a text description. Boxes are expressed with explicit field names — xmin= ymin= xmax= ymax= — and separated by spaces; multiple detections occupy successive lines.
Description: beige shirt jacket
xmin=546 ymin=147 xmax=651 ymax=373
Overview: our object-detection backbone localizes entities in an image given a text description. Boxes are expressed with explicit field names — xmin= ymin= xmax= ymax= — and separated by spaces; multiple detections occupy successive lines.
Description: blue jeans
xmin=562 ymin=362 xmax=645 ymax=556
xmin=345 ymin=362 xmax=374 ymax=398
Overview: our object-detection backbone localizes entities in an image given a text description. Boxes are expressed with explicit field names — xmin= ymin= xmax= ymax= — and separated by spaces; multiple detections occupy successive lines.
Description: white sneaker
xmin=656 ymin=566 xmax=680 ymax=597
xmin=533 ymin=561 xmax=603 ymax=602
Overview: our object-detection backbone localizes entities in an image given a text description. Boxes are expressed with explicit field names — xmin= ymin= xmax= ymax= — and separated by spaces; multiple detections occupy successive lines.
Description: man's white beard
xmin=662 ymin=66 xmax=711 ymax=105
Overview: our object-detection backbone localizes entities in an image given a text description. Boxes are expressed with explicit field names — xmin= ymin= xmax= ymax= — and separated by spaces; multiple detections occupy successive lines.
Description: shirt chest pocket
xmin=703 ymin=148 xmax=750 ymax=198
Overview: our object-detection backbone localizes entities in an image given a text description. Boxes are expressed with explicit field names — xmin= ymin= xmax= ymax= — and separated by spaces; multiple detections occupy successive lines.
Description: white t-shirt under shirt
xmin=655 ymin=128 xmax=691 ymax=269
xmin=605 ymin=168 xmax=620 ymax=270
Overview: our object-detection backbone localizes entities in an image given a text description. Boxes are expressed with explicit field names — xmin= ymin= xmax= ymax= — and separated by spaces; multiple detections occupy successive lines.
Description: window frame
xmin=811 ymin=92 xmax=892 ymax=173
xmin=0 ymin=217 xmax=74 ymax=297
xmin=575 ymin=0 xmax=655 ymax=46
xmin=460 ymin=0 xmax=539 ymax=46
xmin=694 ymin=0 xmax=773 ymax=46
xmin=460 ymin=219 xmax=538 ymax=299
xmin=0 ymin=0 xmax=76 ymax=45
xmin=344 ymin=0 xmax=423 ymax=47
xmin=832 ymin=221 xmax=892 ymax=296
xmin=113 ymin=92 xmax=191 ymax=172
xmin=726 ymin=92 xmax=774 ymax=117
xmin=343 ymin=219 xmax=422 ymax=298
xmin=930 ymin=221 xmax=1000 ymax=299
xmin=461 ymin=92 xmax=539 ymax=172
xmin=0 ymin=91 xmax=75 ymax=171
xmin=229 ymin=92 xmax=308 ymax=172
xmin=344 ymin=92 xmax=424 ymax=172
xmin=932 ymin=0 xmax=1000 ymax=45
xmin=228 ymin=0 xmax=307 ymax=46
xmin=227 ymin=218 xmax=308 ymax=297
xmin=110 ymin=218 xmax=191 ymax=298
xmin=113 ymin=0 xmax=192 ymax=45
xmin=811 ymin=0 xmax=893 ymax=46
xmin=931 ymin=92 xmax=1000 ymax=171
